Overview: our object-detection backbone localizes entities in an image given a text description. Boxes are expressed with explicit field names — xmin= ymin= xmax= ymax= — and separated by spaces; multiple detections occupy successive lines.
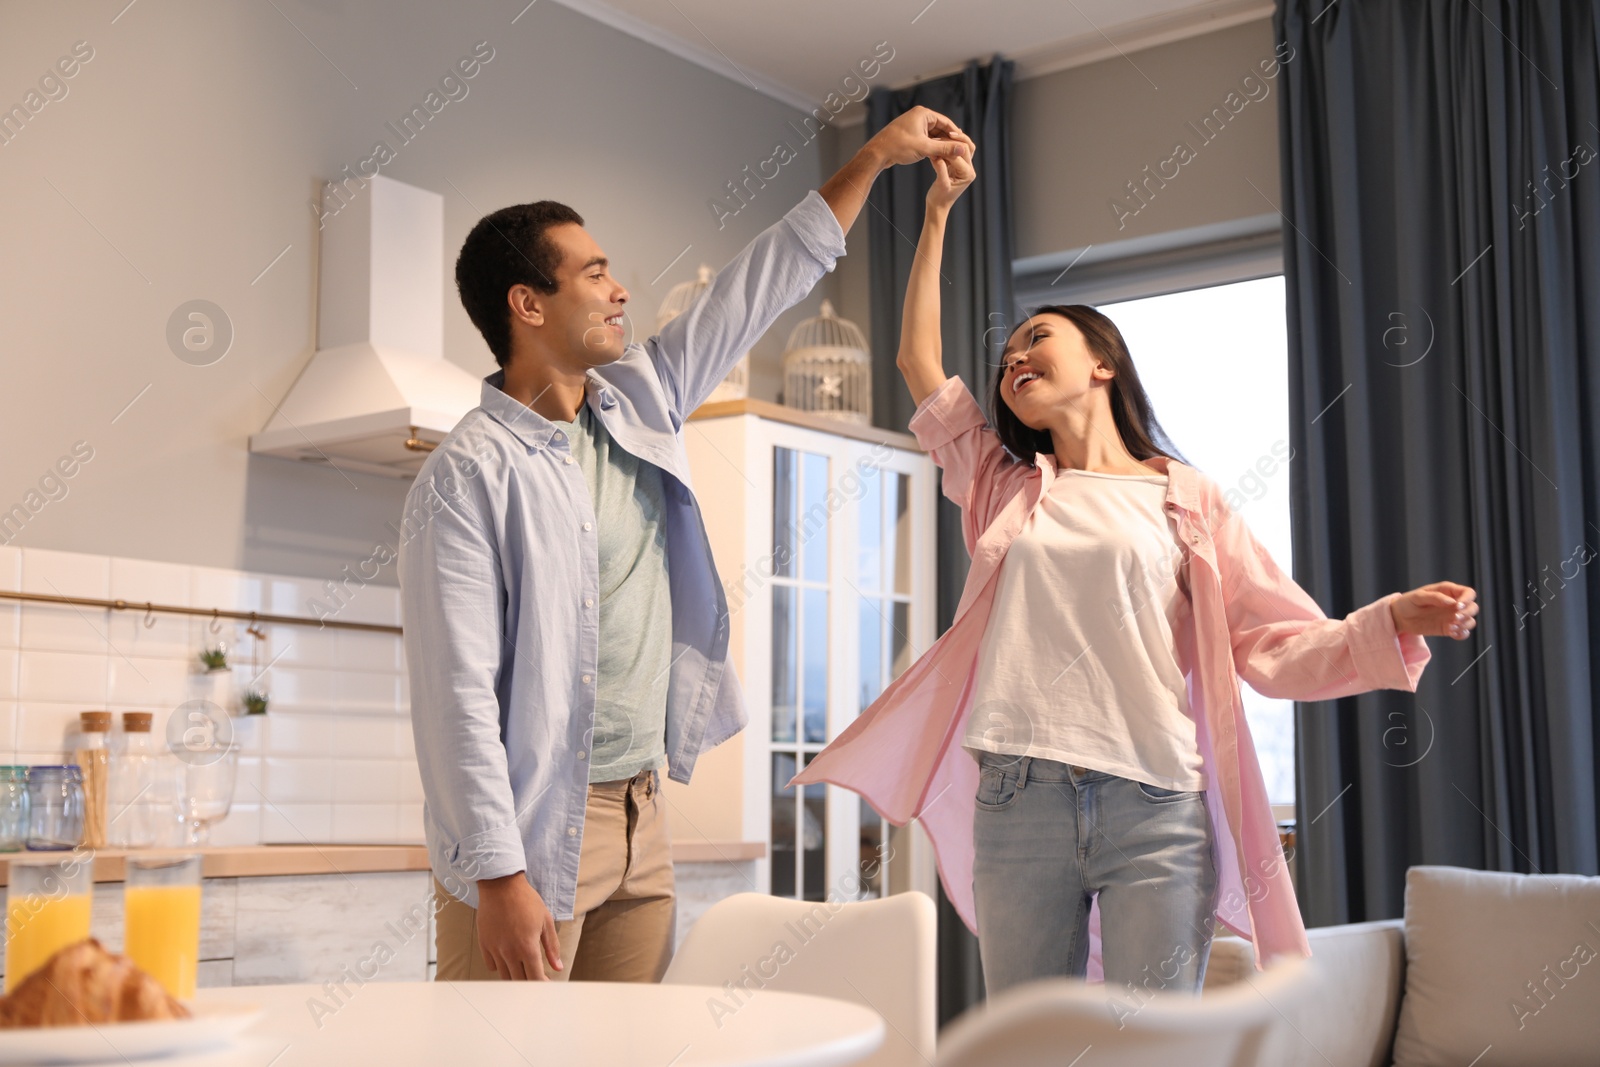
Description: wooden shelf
xmin=0 ymin=841 xmax=766 ymax=884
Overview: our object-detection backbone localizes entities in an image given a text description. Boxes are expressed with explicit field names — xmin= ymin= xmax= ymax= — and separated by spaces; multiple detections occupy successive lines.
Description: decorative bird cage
xmin=781 ymin=299 xmax=871 ymax=425
xmin=657 ymin=264 xmax=748 ymax=403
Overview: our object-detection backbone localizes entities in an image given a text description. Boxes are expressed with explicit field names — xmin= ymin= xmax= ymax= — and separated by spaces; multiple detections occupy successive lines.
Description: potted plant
xmin=243 ymin=688 xmax=269 ymax=716
xmin=199 ymin=645 xmax=229 ymax=672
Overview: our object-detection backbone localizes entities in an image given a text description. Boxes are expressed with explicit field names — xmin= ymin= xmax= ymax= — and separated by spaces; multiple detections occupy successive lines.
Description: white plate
xmin=0 ymin=1002 xmax=263 ymax=1064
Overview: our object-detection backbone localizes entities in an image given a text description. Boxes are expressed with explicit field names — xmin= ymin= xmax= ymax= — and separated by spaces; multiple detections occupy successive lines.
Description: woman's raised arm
xmin=895 ymin=148 xmax=974 ymax=406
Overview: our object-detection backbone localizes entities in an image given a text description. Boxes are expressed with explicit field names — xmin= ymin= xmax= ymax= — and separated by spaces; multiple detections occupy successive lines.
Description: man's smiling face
xmin=536 ymin=222 xmax=631 ymax=368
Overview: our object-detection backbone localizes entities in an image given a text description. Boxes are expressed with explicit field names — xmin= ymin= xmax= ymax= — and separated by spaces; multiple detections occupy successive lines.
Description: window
xmin=1097 ymin=276 xmax=1296 ymax=804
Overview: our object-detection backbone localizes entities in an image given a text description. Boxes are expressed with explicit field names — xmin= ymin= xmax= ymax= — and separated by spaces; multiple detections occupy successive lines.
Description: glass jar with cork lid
xmin=71 ymin=711 xmax=111 ymax=849
xmin=108 ymin=711 xmax=172 ymax=849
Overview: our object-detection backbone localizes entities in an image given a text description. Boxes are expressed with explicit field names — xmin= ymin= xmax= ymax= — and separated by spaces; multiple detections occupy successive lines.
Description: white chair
xmin=936 ymin=956 xmax=1311 ymax=1067
xmin=663 ymin=891 xmax=937 ymax=1067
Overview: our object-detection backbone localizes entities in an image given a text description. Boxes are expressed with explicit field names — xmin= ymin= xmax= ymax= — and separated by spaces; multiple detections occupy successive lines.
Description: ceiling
xmin=548 ymin=0 xmax=1271 ymax=117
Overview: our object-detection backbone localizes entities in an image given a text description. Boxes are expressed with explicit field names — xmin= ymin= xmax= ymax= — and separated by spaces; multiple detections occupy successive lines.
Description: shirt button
xmin=567 ymin=827 xmax=578 ymax=837
xmin=577 ymin=751 xmax=587 ymax=760
xmin=553 ymin=431 xmax=564 ymax=440
xmin=582 ymin=522 xmax=592 ymax=532
xmin=584 ymin=598 xmax=594 ymax=608
xmin=564 ymin=456 xmax=574 ymax=465
xmin=582 ymin=674 xmax=593 ymax=684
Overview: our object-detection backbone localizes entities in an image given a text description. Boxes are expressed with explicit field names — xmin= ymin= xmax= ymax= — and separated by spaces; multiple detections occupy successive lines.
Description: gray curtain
xmin=1276 ymin=0 xmax=1600 ymax=929
xmin=865 ymin=56 xmax=1015 ymax=1025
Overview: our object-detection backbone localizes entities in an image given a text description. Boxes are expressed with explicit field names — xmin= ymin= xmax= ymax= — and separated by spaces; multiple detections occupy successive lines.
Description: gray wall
xmin=819 ymin=18 xmax=1282 ymax=355
xmin=0 ymin=0 xmax=844 ymax=585
xmin=1013 ymin=17 xmax=1282 ymax=259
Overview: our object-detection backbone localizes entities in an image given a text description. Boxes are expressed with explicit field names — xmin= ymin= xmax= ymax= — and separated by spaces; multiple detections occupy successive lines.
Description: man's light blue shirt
xmin=399 ymin=192 xmax=847 ymax=915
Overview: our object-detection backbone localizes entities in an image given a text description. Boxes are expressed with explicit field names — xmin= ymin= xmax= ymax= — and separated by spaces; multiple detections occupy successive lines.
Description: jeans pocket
xmin=975 ymin=766 xmax=1021 ymax=811
xmin=1135 ymin=779 xmax=1196 ymax=802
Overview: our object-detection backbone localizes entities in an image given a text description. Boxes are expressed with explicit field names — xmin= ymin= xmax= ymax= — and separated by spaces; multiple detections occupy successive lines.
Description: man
xmin=400 ymin=107 xmax=975 ymax=982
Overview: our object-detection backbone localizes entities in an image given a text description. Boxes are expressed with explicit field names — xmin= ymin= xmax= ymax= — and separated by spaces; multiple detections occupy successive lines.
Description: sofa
xmin=1201 ymin=865 xmax=1600 ymax=1067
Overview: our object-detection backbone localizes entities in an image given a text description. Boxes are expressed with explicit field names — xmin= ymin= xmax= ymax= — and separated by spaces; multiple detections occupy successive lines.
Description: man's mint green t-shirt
xmin=549 ymin=404 xmax=670 ymax=783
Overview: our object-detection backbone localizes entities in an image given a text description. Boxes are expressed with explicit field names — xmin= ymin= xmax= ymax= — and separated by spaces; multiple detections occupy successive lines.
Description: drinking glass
xmin=181 ymin=744 xmax=238 ymax=846
xmin=124 ymin=854 xmax=202 ymax=999
xmin=5 ymin=855 xmax=93 ymax=991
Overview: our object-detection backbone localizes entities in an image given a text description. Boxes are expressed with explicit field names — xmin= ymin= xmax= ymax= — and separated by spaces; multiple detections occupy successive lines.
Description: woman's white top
xmin=965 ymin=468 xmax=1207 ymax=791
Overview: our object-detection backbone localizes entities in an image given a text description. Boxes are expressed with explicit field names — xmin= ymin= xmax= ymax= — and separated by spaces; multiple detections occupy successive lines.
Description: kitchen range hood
xmin=250 ymin=174 xmax=481 ymax=479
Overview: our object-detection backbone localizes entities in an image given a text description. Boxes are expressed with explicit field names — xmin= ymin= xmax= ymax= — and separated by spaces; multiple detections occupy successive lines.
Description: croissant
xmin=0 ymin=939 xmax=191 ymax=1028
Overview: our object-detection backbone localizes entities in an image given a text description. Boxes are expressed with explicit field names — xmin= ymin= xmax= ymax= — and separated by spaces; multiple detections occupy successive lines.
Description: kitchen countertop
xmin=0 ymin=840 xmax=765 ymax=884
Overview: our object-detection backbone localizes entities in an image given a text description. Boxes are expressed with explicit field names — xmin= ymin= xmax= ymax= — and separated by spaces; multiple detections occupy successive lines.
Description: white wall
xmin=0 ymin=0 xmax=847 ymax=585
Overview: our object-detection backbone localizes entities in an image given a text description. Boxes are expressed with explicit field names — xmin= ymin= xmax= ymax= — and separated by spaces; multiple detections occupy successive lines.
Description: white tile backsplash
xmin=260 ymin=802 xmax=333 ymax=844
xmin=0 ymin=547 xmax=416 ymax=846
xmin=335 ymin=629 xmax=402 ymax=673
xmin=332 ymin=803 xmax=398 ymax=843
xmin=335 ymin=669 xmax=402 ymax=715
xmin=15 ymin=703 xmax=77 ymax=752
xmin=18 ymin=650 xmax=109 ymax=704
xmin=235 ymin=755 xmax=264 ymax=797
xmin=20 ymin=602 xmax=116 ymax=654
xmin=333 ymin=760 xmax=400 ymax=805
xmin=264 ymin=757 xmax=337 ymax=804
xmin=107 ymin=609 xmax=193 ymax=660
xmin=190 ymin=566 xmax=265 ymax=615
xmin=396 ymin=760 xmax=424 ymax=804
xmin=0 ymin=547 xmax=16 ymax=651
xmin=262 ymin=713 xmax=336 ymax=758
xmin=21 ymin=547 xmax=109 ymax=598
xmin=0 ymin=600 xmax=16 ymax=651
xmin=108 ymin=655 xmax=189 ymax=707
xmin=397 ymin=803 xmax=424 ymax=843
xmin=267 ymin=666 xmax=342 ymax=713
xmin=262 ymin=624 xmax=340 ymax=670
xmin=109 ymin=557 xmax=192 ymax=607
xmin=0 ymin=701 xmax=16 ymax=759
xmin=333 ymin=716 xmax=403 ymax=759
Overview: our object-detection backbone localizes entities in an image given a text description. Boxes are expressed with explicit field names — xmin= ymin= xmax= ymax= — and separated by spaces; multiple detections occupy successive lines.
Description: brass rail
xmin=0 ymin=590 xmax=402 ymax=635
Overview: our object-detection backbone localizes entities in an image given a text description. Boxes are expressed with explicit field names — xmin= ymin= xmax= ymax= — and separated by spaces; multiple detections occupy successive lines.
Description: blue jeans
xmin=971 ymin=751 xmax=1220 ymax=998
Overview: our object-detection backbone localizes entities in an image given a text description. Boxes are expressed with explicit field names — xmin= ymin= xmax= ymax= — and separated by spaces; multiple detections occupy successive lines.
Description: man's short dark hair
xmin=454 ymin=201 xmax=584 ymax=367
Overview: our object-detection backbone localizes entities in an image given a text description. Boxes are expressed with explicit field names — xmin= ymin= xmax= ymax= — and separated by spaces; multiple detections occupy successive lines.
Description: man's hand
xmin=475 ymin=872 xmax=563 ymax=980
xmin=866 ymin=105 xmax=975 ymax=169
xmin=926 ymin=149 xmax=976 ymax=214
xmin=1390 ymin=581 xmax=1478 ymax=639
xmin=820 ymin=105 xmax=975 ymax=233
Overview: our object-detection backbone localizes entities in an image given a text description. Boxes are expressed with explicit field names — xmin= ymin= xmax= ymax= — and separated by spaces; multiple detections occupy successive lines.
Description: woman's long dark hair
xmin=989 ymin=304 xmax=1189 ymax=467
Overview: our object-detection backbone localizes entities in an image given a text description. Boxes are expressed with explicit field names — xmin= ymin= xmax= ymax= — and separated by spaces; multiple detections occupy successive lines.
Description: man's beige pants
xmin=434 ymin=767 xmax=675 ymax=982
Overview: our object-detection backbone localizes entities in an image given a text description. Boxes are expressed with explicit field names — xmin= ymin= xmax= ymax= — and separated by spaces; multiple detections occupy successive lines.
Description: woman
xmin=792 ymin=145 xmax=1479 ymax=997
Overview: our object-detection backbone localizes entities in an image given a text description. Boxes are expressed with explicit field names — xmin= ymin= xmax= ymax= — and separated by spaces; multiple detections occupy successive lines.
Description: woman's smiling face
xmin=998 ymin=312 xmax=1115 ymax=428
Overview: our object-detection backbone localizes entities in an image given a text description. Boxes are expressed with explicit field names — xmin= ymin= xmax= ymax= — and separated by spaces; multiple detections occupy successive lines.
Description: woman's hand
xmin=925 ymin=147 xmax=975 ymax=213
xmin=1390 ymin=581 xmax=1478 ymax=639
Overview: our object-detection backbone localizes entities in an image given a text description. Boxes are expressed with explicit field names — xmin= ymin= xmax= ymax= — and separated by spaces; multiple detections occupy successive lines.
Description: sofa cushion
xmin=1206 ymin=920 xmax=1404 ymax=1067
xmin=1392 ymin=865 xmax=1600 ymax=1066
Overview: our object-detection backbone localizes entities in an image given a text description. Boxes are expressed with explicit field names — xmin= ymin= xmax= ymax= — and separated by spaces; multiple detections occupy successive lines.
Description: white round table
xmin=109 ymin=981 xmax=885 ymax=1067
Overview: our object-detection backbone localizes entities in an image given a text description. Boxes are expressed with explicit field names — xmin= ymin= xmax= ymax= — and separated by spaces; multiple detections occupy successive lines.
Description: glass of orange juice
xmin=5 ymin=854 xmax=94 ymax=991
xmin=123 ymin=854 xmax=202 ymax=1000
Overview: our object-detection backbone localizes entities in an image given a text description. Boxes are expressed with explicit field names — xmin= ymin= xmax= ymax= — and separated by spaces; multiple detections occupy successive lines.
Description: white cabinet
xmin=674 ymin=400 xmax=938 ymax=904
